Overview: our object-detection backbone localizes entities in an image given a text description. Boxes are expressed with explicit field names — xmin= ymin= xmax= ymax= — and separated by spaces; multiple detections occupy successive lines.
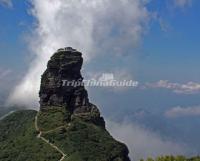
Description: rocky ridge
xmin=39 ymin=47 xmax=105 ymax=127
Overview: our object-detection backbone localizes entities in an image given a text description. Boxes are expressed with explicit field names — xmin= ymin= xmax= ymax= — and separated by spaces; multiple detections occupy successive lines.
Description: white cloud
xmin=84 ymin=70 xmax=134 ymax=82
xmin=165 ymin=106 xmax=200 ymax=118
xmin=0 ymin=0 xmax=13 ymax=8
xmin=107 ymin=120 xmax=189 ymax=160
xmin=174 ymin=0 xmax=192 ymax=8
xmin=8 ymin=0 xmax=149 ymax=108
xmin=145 ymin=80 xmax=200 ymax=94
xmin=84 ymin=70 xmax=138 ymax=92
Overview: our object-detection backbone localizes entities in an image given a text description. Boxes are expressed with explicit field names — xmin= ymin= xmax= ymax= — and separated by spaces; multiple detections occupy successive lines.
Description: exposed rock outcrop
xmin=39 ymin=47 xmax=105 ymax=127
xmin=39 ymin=47 xmax=86 ymax=108
xmin=38 ymin=47 xmax=130 ymax=161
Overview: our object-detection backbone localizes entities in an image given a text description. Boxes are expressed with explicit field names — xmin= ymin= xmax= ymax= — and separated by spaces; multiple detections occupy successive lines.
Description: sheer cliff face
xmin=39 ymin=47 xmax=87 ymax=108
xmin=39 ymin=47 xmax=131 ymax=161
xmin=39 ymin=47 xmax=105 ymax=127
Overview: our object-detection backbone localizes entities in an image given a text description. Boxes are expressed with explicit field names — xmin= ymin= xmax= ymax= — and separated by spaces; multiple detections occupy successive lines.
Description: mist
xmin=107 ymin=120 xmax=190 ymax=161
xmin=7 ymin=0 xmax=149 ymax=108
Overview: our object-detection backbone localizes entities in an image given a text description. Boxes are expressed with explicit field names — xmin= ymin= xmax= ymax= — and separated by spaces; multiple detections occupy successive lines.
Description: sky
xmin=0 ymin=0 xmax=200 ymax=160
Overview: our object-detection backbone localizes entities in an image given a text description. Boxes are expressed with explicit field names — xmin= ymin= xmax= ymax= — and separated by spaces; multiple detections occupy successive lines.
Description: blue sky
xmin=1 ymin=0 xmax=200 ymax=80
xmin=0 ymin=1 xmax=32 ymax=69
xmin=142 ymin=0 xmax=200 ymax=82
xmin=0 ymin=0 xmax=200 ymax=160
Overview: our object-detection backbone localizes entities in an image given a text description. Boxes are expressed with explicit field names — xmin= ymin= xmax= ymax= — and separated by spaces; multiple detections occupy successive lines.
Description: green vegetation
xmin=42 ymin=117 xmax=128 ymax=161
xmin=0 ymin=110 xmax=62 ymax=161
xmin=37 ymin=106 xmax=129 ymax=161
xmin=141 ymin=156 xmax=200 ymax=161
xmin=38 ymin=106 xmax=71 ymax=131
xmin=2 ymin=109 xmax=199 ymax=161
xmin=0 ymin=109 xmax=128 ymax=161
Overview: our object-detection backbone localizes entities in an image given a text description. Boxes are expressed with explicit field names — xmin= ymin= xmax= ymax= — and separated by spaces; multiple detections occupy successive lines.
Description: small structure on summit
xmin=56 ymin=47 xmax=81 ymax=56
xmin=57 ymin=47 xmax=77 ymax=52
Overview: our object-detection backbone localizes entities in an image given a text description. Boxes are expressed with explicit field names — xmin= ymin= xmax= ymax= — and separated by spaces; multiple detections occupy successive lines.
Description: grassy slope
xmin=0 ymin=109 xmax=128 ymax=161
xmin=37 ymin=106 xmax=129 ymax=161
xmin=37 ymin=106 xmax=70 ymax=131
xmin=42 ymin=118 xmax=128 ymax=161
xmin=0 ymin=110 xmax=62 ymax=161
xmin=0 ymin=109 xmax=200 ymax=161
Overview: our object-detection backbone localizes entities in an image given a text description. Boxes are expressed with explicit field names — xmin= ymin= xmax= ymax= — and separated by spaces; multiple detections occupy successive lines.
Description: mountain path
xmin=35 ymin=112 xmax=68 ymax=161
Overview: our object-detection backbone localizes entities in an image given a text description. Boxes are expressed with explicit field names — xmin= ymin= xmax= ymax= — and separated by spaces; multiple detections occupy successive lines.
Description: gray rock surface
xmin=39 ymin=47 xmax=105 ymax=127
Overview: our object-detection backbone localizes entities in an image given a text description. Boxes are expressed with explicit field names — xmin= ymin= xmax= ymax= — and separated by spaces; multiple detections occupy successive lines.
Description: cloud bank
xmin=7 ymin=0 xmax=149 ymax=108
xmin=145 ymin=80 xmax=200 ymax=94
xmin=165 ymin=105 xmax=200 ymax=118
xmin=107 ymin=120 xmax=188 ymax=160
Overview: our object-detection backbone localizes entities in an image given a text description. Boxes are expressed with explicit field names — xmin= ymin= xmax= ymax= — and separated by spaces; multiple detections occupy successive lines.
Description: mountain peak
xmin=39 ymin=47 xmax=106 ymax=127
xmin=0 ymin=48 xmax=130 ymax=161
xmin=39 ymin=47 xmax=85 ymax=108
